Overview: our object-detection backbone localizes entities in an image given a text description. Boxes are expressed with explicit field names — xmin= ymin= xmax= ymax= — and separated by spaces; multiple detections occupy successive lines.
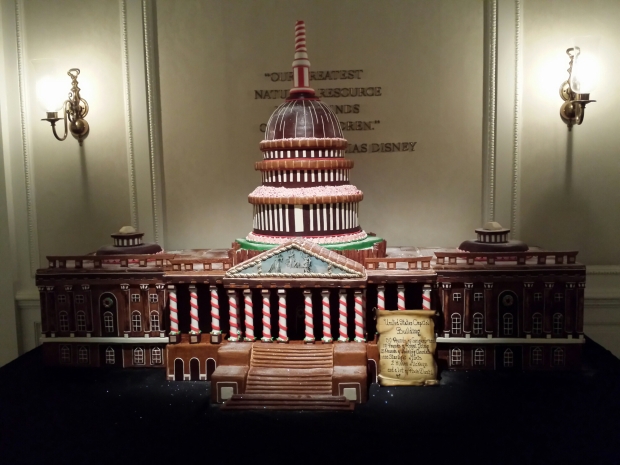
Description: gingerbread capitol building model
xmin=36 ymin=21 xmax=586 ymax=410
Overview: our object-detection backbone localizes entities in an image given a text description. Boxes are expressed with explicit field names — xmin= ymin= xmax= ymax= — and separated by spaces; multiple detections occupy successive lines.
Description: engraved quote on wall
xmin=376 ymin=309 xmax=438 ymax=386
xmin=255 ymin=69 xmax=417 ymax=154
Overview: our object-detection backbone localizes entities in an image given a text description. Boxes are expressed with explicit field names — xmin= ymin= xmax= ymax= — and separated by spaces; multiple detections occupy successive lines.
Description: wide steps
xmin=250 ymin=345 xmax=333 ymax=369
xmin=221 ymin=394 xmax=354 ymax=411
xmin=246 ymin=367 xmax=332 ymax=395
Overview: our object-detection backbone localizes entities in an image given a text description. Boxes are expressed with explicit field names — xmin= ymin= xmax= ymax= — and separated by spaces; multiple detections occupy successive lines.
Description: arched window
xmin=503 ymin=314 xmax=513 ymax=336
xmin=503 ymin=348 xmax=513 ymax=367
xmin=103 ymin=311 xmax=114 ymax=333
xmin=78 ymin=346 xmax=89 ymax=364
xmin=60 ymin=345 xmax=71 ymax=364
xmin=451 ymin=314 xmax=461 ymax=335
xmin=58 ymin=311 xmax=69 ymax=332
xmin=132 ymin=311 xmax=142 ymax=332
xmin=105 ymin=347 xmax=115 ymax=365
xmin=532 ymin=313 xmax=543 ymax=336
xmin=450 ymin=348 xmax=462 ymax=366
xmin=553 ymin=314 xmax=563 ymax=335
xmin=133 ymin=347 xmax=144 ymax=365
xmin=76 ymin=311 xmax=86 ymax=332
xmin=151 ymin=347 xmax=162 ymax=365
xmin=552 ymin=348 xmax=564 ymax=366
xmin=473 ymin=313 xmax=483 ymax=336
xmin=473 ymin=348 xmax=485 ymax=366
xmin=531 ymin=347 xmax=543 ymax=366
xmin=150 ymin=312 xmax=160 ymax=332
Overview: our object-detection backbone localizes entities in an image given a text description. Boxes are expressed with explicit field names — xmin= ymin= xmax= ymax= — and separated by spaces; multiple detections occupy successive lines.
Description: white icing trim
xmin=246 ymin=230 xmax=368 ymax=245
xmin=437 ymin=337 xmax=584 ymax=345
xmin=40 ymin=336 xmax=168 ymax=343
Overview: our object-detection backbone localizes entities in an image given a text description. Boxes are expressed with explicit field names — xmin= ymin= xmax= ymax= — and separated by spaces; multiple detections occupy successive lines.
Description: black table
xmin=1 ymin=338 xmax=619 ymax=465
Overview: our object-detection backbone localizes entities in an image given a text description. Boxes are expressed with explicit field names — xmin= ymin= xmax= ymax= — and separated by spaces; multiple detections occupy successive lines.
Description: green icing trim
xmin=236 ymin=236 xmax=384 ymax=251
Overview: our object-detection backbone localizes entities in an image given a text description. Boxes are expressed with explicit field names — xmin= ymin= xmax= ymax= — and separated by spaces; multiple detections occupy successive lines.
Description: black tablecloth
xmin=1 ymin=338 xmax=619 ymax=465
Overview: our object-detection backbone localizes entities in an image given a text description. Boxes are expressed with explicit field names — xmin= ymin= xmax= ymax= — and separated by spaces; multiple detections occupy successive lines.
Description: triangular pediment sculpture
xmin=226 ymin=240 xmax=366 ymax=279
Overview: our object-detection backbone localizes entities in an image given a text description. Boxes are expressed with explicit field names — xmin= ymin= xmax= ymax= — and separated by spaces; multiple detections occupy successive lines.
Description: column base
xmin=210 ymin=332 xmax=222 ymax=344
xmin=261 ymin=337 xmax=274 ymax=343
xmin=338 ymin=337 xmax=349 ymax=343
xmin=277 ymin=337 xmax=289 ymax=343
xmin=244 ymin=337 xmax=257 ymax=342
xmin=228 ymin=336 xmax=242 ymax=342
xmin=169 ymin=333 xmax=182 ymax=344
xmin=354 ymin=337 xmax=366 ymax=343
xmin=322 ymin=337 xmax=333 ymax=344
xmin=189 ymin=333 xmax=201 ymax=344
xmin=304 ymin=337 xmax=315 ymax=344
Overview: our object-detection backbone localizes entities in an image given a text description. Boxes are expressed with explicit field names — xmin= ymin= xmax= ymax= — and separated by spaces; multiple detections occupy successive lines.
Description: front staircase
xmin=221 ymin=343 xmax=354 ymax=411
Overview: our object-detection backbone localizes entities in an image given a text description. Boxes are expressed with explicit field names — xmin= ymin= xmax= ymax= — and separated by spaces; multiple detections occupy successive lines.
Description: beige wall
xmin=1 ymin=0 xmax=619 ymax=361
xmin=157 ymin=0 xmax=483 ymax=249
xmin=521 ymin=0 xmax=620 ymax=265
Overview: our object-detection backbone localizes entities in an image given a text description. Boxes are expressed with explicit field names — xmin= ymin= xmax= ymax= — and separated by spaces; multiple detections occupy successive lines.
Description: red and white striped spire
xmin=290 ymin=20 xmax=315 ymax=97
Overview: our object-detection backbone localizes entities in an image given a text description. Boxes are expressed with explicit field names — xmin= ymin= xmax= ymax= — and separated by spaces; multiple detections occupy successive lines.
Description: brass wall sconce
xmin=559 ymin=37 xmax=599 ymax=130
xmin=41 ymin=68 xmax=89 ymax=146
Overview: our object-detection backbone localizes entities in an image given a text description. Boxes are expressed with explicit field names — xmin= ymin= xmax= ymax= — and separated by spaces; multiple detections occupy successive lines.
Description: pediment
xmin=226 ymin=240 xmax=365 ymax=279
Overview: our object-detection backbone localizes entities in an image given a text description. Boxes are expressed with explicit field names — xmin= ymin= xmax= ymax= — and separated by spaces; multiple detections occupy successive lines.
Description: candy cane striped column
xmin=423 ymin=285 xmax=432 ymax=311
xmin=168 ymin=285 xmax=179 ymax=334
xmin=303 ymin=290 xmax=315 ymax=343
xmin=337 ymin=290 xmax=348 ymax=342
xmin=377 ymin=285 xmax=386 ymax=311
xmin=227 ymin=290 xmax=241 ymax=342
xmin=354 ymin=290 xmax=365 ymax=342
xmin=397 ymin=285 xmax=406 ymax=311
xmin=243 ymin=289 xmax=256 ymax=342
xmin=189 ymin=285 xmax=200 ymax=333
xmin=277 ymin=289 xmax=288 ymax=343
xmin=290 ymin=21 xmax=315 ymax=96
xmin=210 ymin=286 xmax=221 ymax=335
xmin=261 ymin=289 xmax=273 ymax=342
xmin=321 ymin=290 xmax=333 ymax=343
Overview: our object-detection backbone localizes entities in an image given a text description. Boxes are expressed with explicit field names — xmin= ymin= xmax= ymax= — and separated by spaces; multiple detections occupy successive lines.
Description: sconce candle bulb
xmin=559 ymin=42 xmax=598 ymax=130
xmin=41 ymin=68 xmax=89 ymax=146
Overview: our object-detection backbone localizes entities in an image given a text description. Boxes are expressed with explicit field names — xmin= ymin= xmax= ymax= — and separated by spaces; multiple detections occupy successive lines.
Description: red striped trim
xmin=170 ymin=316 xmax=179 ymax=324
xmin=212 ymin=323 xmax=220 ymax=331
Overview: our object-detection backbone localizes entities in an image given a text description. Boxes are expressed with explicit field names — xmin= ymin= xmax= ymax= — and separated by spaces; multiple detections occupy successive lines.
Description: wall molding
xmin=141 ymin=0 xmax=165 ymax=246
xmin=120 ymin=0 xmax=138 ymax=230
xmin=510 ymin=0 xmax=522 ymax=238
xmin=14 ymin=0 xmax=39 ymax=276
xmin=482 ymin=0 xmax=498 ymax=224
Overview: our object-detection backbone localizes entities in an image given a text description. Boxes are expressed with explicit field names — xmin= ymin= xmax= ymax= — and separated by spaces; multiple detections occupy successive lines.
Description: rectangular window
xmin=132 ymin=313 xmax=142 ymax=332
xmin=58 ymin=312 xmax=70 ymax=332
xmin=473 ymin=292 xmax=483 ymax=302
xmin=57 ymin=295 xmax=67 ymax=304
xmin=149 ymin=293 xmax=158 ymax=303
xmin=76 ymin=312 xmax=86 ymax=332
xmin=452 ymin=293 xmax=462 ymax=302
xmin=75 ymin=295 xmax=85 ymax=304
xmin=131 ymin=293 xmax=140 ymax=303
xmin=534 ymin=293 xmax=542 ymax=302
xmin=554 ymin=293 xmax=564 ymax=302
xmin=150 ymin=313 xmax=160 ymax=332
xmin=532 ymin=315 xmax=543 ymax=335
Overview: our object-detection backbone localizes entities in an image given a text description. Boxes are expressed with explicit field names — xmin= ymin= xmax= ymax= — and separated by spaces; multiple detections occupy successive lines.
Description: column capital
xmin=120 ymin=284 xmax=129 ymax=291
xmin=354 ymin=289 xmax=362 ymax=296
xmin=484 ymin=282 xmax=493 ymax=289
xmin=321 ymin=289 xmax=330 ymax=296
xmin=46 ymin=286 xmax=54 ymax=291
xmin=464 ymin=283 xmax=474 ymax=289
xmin=544 ymin=282 xmax=555 ymax=288
xmin=277 ymin=289 xmax=286 ymax=296
xmin=261 ymin=288 xmax=270 ymax=295
xmin=81 ymin=284 xmax=90 ymax=291
xmin=441 ymin=282 xmax=451 ymax=289
xmin=155 ymin=283 xmax=165 ymax=291
xmin=524 ymin=282 xmax=534 ymax=288
xmin=167 ymin=284 xmax=176 ymax=291
xmin=243 ymin=288 xmax=252 ymax=296
xmin=64 ymin=285 xmax=73 ymax=291
xmin=227 ymin=289 xmax=237 ymax=296
xmin=578 ymin=282 xmax=586 ymax=288
xmin=38 ymin=286 xmax=46 ymax=292
xmin=140 ymin=284 xmax=149 ymax=291
xmin=303 ymin=289 xmax=312 ymax=296
xmin=566 ymin=282 xmax=576 ymax=289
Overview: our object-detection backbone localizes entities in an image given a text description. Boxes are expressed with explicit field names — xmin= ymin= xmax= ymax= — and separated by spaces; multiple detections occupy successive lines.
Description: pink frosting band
xmin=249 ymin=184 xmax=362 ymax=199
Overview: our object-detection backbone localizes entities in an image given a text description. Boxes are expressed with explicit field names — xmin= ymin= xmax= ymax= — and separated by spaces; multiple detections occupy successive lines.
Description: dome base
xmin=236 ymin=235 xmax=384 ymax=252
